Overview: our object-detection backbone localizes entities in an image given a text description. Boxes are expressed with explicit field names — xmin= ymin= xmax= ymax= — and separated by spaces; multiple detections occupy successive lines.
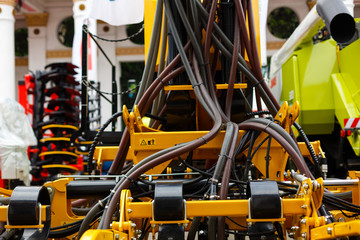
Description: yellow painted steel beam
xmin=311 ymin=220 xmax=360 ymax=240
xmin=126 ymin=199 xmax=307 ymax=219
xmin=0 ymin=205 xmax=48 ymax=223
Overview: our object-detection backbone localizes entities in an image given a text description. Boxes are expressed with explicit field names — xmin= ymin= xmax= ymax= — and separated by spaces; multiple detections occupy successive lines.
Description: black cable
xmin=50 ymin=218 xmax=83 ymax=230
xmin=274 ymin=222 xmax=285 ymax=240
xmin=144 ymin=113 xmax=167 ymax=123
xmin=244 ymin=131 xmax=257 ymax=181
xmin=139 ymin=222 xmax=152 ymax=240
xmin=133 ymin=190 xmax=154 ymax=199
xmin=87 ymin=111 xmax=123 ymax=173
xmin=225 ymin=229 xmax=276 ymax=236
xmin=48 ymin=222 xmax=82 ymax=238
xmin=250 ymin=135 xmax=270 ymax=159
xmin=50 ymin=210 xmax=103 ymax=238
xmin=266 ymin=136 xmax=272 ymax=179
xmin=178 ymin=156 xmax=214 ymax=177
xmin=245 ymin=111 xmax=271 ymax=117
xmin=323 ymin=196 xmax=360 ymax=214
xmin=234 ymin=130 xmax=251 ymax=158
xmin=225 ymin=217 xmax=247 ymax=229
xmin=231 ymin=157 xmax=245 ymax=195
xmin=293 ymin=122 xmax=323 ymax=178
xmin=324 ymin=193 xmax=360 ymax=209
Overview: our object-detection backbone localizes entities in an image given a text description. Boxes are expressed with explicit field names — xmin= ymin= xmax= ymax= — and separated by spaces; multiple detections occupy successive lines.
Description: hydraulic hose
xmin=218 ymin=123 xmax=239 ymax=240
xmin=238 ymin=120 xmax=314 ymax=179
xmin=225 ymin=19 xmax=240 ymax=118
xmin=102 ymin=0 xmax=225 ymax=226
xmin=134 ymin=0 xmax=164 ymax=105
xmin=210 ymin=122 xmax=235 ymax=196
xmin=109 ymin=41 xmax=190 ymax=175
xmin=294 ymin=121 xmax=323 ymax=178
xmin=77 ymin=198 xmax=107 ymax=239
xmin=87 ymin=111 xmax=123 ymax=173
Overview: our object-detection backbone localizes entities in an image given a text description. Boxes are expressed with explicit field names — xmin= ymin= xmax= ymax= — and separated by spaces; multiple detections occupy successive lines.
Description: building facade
xmin=1 ymin=0 xmax=358 ymax=126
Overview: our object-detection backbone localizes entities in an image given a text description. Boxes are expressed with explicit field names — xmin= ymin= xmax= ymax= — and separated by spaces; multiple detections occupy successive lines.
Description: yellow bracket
xmin=123 ymin=105 xmax=159 ymax=134
xmin=275 ymin=101 xmax=300 ymax=134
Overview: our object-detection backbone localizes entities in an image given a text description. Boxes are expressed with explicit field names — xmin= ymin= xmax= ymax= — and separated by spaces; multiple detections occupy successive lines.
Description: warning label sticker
xmin=140 ymin=138 xmax=155 ymax=146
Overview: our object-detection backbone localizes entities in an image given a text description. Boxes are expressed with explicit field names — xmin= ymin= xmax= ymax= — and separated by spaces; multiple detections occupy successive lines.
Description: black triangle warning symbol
xmin=140 ymin=139 xmax=147 ymax=145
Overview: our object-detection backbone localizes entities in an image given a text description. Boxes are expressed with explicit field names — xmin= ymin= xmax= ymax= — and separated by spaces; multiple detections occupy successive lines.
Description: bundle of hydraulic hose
xmin=2 ymin=0 xmax=360 ymax=240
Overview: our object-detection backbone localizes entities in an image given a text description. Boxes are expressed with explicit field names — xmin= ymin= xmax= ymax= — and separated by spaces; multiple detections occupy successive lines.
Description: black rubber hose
xmin=187 ymin=216 xmax=202 ymax=240
xmin=293 ymin=122 xmax=323 ymax=178
xmin=48 ymin=223 xmax=81 ymax=238
xmin=71 ymin=207 xmax=91 ymax=216
xmin=77 ymin=199 xmax=106 ymax=239
xmin=87 ymin=111 xmax=123 ymax=173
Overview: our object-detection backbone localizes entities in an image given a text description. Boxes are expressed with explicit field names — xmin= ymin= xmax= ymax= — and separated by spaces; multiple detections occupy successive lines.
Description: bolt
xmin=260 ymin=236 xmax=267 ymax=240
xmin=115 ymin=233 xmax=119 ymax=240
xmin=291 ymin=226 xmax=299 ymax=231
xmin=313 ymin=181 xmax=320 ymax=191
xmin=47 ymin=187 xmax=53 ymax=195
xmin=338 ymin=217 xmax=345 ymax=222
xmin=300 ymin=219 xmax=307 ymax=224
xmin=198 ymin=230 xmax=206 ymax=237
xmin=128 ymin=197 xmax=133 ymax=201
xmin=288 ymin=232 xmax=295 ymax=238
xmin=301 ymin=232 xmax=307 ymax=239
xmin=303 ymin=183 xmax=309 ymax=190
xmin=38 ymin=228 xmax=43 ymax=233
xmin=131 ymin=223 xmax=136 ymax=229
xmin=301 ymin=205 xmax=308 ymax=209
xmin=279 ymin=113 xmax=283 ymax=118
xmin=327 ymin=227 xmax=333 ymax=235
xmin=127 ymin=209 xmax=132 ymax=213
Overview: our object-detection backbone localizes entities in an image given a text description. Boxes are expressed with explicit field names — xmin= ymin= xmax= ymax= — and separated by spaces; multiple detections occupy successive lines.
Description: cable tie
xmin=157 ymin=77 xmax=165 ymax=87
xmin=192 ymin=82 xmax=204 ymax=88
xmin=264 ymin=121 xmax=273 ymax=132
xmin=219 ymin=154 xmax=231 ymax=160
xmin=254 ymin=78 xmax=265 ymax=88
xmin=209 ymin=178 xmax=218 ymax=183
xmin=123 ymin=175 xmax=135 ymax=183
xmin=110 ymin=189 xmax=116 ymax=194
xmin=199 ymin=62 xmax=210 ymax=66
xmin=98 ymin=200 xmax=104 ymax=208
xmin=200 ymin=136 xmax=208 ymax=144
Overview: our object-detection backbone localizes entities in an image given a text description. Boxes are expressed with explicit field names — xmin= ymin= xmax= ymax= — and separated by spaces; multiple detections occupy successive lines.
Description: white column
xmin=0 ymin=0 xmax=15 ymax=100
xmin=72 ymin=0 xmax=97 ymax=82
xmin=25 ymin=13 xmax=48 ymax=72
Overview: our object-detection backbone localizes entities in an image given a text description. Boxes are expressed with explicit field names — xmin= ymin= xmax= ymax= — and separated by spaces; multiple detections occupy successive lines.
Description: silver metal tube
xmin=283 ymin=178 xmax=359 ymax=186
